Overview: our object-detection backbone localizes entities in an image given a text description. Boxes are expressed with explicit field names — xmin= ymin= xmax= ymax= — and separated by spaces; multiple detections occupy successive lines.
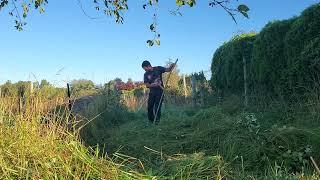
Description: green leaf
xmin=146 ymin=40 xmax=154 ymax=46
xmin=0 ymin=0 xmax=9 ymax=11
xmin=186 ymin=0 xmax=195 ymax=7
xmin=22 ymin=4 xmax=29 ymax=16
xmin=155 ymin=39 xmax=160 ymax=45
xmin=104 ymin=0 xmax=108 ymax=7
xmin=176 ymin=0 xmax=185 ymax=6
xmin=238 ymin=4 xmax=249 ymax=12
xmin=39 ymin=7 xmax=45 ymax=14
xmin=237 ymin=5 xmax=249 ymax=19
xmin=150 ymin=24 xmax=155 ymax=31
xmin=241 ymin=11 xmax=249 ymax=19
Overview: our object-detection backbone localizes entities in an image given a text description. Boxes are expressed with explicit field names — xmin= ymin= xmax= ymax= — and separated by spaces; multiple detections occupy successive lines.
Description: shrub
xmin=211 ymin=33 xmax=256 ymax=94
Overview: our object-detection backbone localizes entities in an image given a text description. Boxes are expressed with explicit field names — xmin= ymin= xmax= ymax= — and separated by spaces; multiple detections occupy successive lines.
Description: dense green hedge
xmin=211 ymin=33 xmax=256 ymax=94
xmin=284 ymin=4 xmax=320 ymax=95
xmin=251 ymin=19 xmax=294 ymax=96
xmin=211 ymin=3 xmax=320 ymax=99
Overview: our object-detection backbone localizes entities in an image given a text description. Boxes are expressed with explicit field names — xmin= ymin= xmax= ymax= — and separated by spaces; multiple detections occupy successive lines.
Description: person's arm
xmin=145 ymin=82 xmax=160 ymax=88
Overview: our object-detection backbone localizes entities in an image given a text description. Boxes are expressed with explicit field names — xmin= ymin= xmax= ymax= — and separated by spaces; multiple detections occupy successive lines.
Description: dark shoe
xmin=145 ymin=122 xmax=153 ymax=128
xmin=154 ymin=120 xmax=160 ymax=125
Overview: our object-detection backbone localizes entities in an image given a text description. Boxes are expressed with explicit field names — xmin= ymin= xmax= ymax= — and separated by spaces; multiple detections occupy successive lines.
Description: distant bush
xmin=71 ymin=79 xmax=98 ymax=97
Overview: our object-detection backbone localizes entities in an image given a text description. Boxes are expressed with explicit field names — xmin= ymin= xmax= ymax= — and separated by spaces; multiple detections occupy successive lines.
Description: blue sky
xmin=0 ymin=0 xmax=318 ymax=86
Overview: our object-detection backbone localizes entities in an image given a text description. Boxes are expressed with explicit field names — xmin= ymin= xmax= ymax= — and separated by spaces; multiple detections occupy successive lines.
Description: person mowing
xmin=142 ymin=60 xmax=175 ymax=125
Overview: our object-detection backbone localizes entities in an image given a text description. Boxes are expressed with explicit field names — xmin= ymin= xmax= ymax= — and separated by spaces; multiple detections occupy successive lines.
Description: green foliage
xmin=1 ymin=81 xmax=30 ymax=97
xmin=0 ymin=0 xmax=8 ymax=11
xmin=191 ymin=71 xmax=206 ymax=85
xmin=251 ymin=4 xmax=320 ymax=98
xmin=133 ymin=87 xmax=145 ymax=97
xmin=208 ymin=1 xmax=250 ymax=23
xmin=284 ymin=4 xmax=320 ymax=96
xmin=80 ymin=91 xmax=135 ymax=146
xmin=211 ymin=3 xmax=320 ymax=100
xmin=211 ymin=33 xmax=256 ymax=94
xmin=0 ymin=80 xmax=65 ymax=106
xmin=1 ymin=0 xmax=249 ymax=46
xmin=37 ymin=85 xmax=65 ymax=100
xmin=238 ymin=4 xmax=250 ymax=18
xmin=40 ymin=79 xmax=51 ymax=88
xmin=94 ymin=0 xmax=128 ymax=23
xmin=219 ymin=94 xmax=242 ymax=115
xmin=71 ymin=79 xmax=97 ymax=97
xmin=190 ymin=71 xmax=213 ymax=106
xmin=251 ymin=19 xmax=294 ymax=96
xmin=163 ymin=62 xmax=180 ymax=91
xmin=1 ymin=80 xmax=16 ymax=97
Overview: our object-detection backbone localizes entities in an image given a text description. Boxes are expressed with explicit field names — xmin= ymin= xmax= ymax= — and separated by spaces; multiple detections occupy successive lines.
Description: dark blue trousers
xmin=147 ymin=92 xmax=163 ymax=124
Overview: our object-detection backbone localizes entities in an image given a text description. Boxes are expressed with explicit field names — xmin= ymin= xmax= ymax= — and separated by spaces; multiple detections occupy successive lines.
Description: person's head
xmin=141 ymin=60 xmax=153 ymax=71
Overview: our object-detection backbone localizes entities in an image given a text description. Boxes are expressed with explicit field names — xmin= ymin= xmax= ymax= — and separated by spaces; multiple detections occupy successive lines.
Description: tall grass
xmin=0 ymin=94 xmax=144 ymax=179
xmin=2 ymin=89 xmax=319 ymax=179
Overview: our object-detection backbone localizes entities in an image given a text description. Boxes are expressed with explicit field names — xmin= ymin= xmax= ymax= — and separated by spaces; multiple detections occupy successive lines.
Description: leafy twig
xmin=11 ymin=0 xmax=24 ymax=31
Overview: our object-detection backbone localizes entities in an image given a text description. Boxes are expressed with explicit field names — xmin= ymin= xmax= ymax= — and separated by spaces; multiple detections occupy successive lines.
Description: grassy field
xmin=1 ymin=92 xmax=320 ymax=179
xmin=82 ymin=95 xmax=320 ymax=179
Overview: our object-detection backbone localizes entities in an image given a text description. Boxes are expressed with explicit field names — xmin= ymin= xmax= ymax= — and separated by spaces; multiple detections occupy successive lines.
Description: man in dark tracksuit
xmin=142 ymin=60 xmax=175 ymax=125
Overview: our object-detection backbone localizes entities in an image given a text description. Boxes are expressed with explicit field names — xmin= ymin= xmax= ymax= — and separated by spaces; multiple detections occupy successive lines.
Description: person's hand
xmin=169 ymin=63 xmax=176 ymax=71
xmin=152 ymin=82 xmax=164 ymax=89
xmin=151 ymin=82 xmax=160 ymax=87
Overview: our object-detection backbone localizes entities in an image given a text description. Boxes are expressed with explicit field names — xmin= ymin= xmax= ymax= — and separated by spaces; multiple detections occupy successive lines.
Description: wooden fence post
xmin=243 ymin=56 xmax=248 ymax=107
xmin=18 ymin=85 xmax=25 ymax=114
xmin=67 ymin=83 xmax=72 ymax=111
xmin=183 ymin=74 xmax=187 ymax=102
xmin=29 ymin=81 xmax=34 ymax=113
xmin=218 ymin=89 xmax=223 ymax=105
xmin=200 ymin=86 xmax=204 ymax=107
xmin=191 ymin=76 xmax=197 ymax=107
xmin=29 ymin=81 xmax=34 ymax=94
